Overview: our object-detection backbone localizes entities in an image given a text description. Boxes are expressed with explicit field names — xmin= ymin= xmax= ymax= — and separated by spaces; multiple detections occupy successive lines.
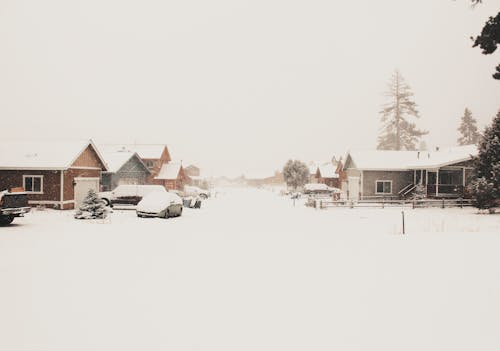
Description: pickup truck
xmin=0 ymin=190 xmax=31 ymax=225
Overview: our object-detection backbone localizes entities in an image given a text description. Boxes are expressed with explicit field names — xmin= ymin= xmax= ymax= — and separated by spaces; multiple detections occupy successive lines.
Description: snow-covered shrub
xmin=74 ymin=189 xmax=109 ymax=219
xmin=469 ymin=177 xmax=497 ymax=213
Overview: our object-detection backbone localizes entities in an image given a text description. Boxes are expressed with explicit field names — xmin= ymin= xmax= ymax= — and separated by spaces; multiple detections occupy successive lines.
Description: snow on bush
xmin=74 ymin=189 xmax=109 ymax=220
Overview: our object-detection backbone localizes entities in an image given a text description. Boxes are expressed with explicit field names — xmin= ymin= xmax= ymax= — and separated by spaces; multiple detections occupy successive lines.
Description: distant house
xmin=315 ymin=163 xmax=339 ymax=188
xmin=100 ymin=151 xmax=151 ymax=191
xmin=184 ymin=164 xmax=202 ymax=186
xmin=342 ymin=145 xmax=477 ymax=200
xmin=311 ymin=157 xmax=345 ymax=188
xmin=155 ymin=163 xmax=189 ymax=190
xmin=246 ymin=171 xmax=285 ymax=187
xmin=0 ymin=140 xmax=108 ymax=209
xmin=185 ymin=165 xmax=200 ymax=177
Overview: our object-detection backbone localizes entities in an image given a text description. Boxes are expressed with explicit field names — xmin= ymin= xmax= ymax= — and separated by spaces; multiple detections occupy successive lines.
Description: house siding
xmin=0 ymin=170 xmax=61 ymax=204
xmin=362 ymin=170 xmax=414 ymax=198
xmin=71 ymin=145 xmax=106 ymax=169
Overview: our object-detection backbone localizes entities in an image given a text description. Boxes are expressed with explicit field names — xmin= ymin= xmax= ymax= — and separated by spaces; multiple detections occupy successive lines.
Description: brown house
xmin=342 ymin=145 xmax=477 ymax=200
xmin=155 ymin=163 xmax=189 ymax=190
xmin=0 ymin=140 xmax=108 ymax=209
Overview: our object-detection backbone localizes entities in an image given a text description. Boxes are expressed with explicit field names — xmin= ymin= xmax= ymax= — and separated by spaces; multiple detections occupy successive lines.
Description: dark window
xmin=23 ymin=175 xmax=43 ymax=193
xmin=376 ymin=181 xmax=391 ymax=194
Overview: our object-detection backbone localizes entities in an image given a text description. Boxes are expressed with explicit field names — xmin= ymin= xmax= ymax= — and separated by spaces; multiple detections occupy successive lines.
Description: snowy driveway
xmin=1 ymin=188 xmax=500 ymax=351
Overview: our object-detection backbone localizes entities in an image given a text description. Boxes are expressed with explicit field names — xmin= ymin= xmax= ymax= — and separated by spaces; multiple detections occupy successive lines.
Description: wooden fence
xmin=313 ymin=198 xmax=473 ymax=209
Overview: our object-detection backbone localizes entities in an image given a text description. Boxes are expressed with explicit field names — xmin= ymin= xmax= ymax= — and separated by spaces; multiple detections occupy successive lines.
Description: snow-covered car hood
xmin=136 ymin=191 xmax=182 ymax=213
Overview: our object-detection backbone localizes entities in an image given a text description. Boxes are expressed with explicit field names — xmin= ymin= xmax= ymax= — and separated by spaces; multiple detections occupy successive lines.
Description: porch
xmin=405 ymin=166 xmax=474 ymax=199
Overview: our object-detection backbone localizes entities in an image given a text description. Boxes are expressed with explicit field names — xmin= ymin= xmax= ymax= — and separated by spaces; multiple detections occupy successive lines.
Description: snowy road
xmin=1 ymin=188 xmax=500 ymax=351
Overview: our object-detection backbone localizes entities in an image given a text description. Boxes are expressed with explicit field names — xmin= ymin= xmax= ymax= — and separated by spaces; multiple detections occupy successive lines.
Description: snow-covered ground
xmin=1 ymin=188 xmax=499 ymax=351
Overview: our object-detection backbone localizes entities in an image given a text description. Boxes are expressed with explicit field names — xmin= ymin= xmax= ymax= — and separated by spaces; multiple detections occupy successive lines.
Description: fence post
xmin=459 ymin=197 xmax=463 ymax=209
xmin=320 ymin=200 xmax=323 ymax=209
xmin=401 ymin=210 xmax=405 ymax=235
xmin=412 ymin=200 xmax=415 ymax=209
xmin=382 ymin=197 xmax=385 ymax=209
xmin=442 ymin=198 xmax=445 ymax=209
xmin=350 ymin=200 xmax=354 ymax=209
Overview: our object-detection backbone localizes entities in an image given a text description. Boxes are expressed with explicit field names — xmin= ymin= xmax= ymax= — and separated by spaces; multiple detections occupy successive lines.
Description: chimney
xmin=435 ymin=146 xmax=440 ymax=151
xmin=417 ymin=151 xmax=420 ymax=159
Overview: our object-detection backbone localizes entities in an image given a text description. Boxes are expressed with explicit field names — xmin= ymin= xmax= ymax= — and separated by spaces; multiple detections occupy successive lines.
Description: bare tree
xmin=377 ymin=70 xmax=428 ymax=151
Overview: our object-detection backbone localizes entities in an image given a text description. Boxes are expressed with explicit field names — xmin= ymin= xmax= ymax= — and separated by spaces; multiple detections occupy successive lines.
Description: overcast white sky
xmin=1 ymin=0 xmax=499 ymax=177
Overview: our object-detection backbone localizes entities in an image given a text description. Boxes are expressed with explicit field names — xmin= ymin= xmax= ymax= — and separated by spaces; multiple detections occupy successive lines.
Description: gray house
xmin=342 ymin=145 xmax=477 ymax=200
xmin=100 ymin=151 xmax=151 ymax=191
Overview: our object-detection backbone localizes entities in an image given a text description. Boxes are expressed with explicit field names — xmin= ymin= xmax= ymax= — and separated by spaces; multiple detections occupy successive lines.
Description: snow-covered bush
xmin=74 ymin=189 xmax=109 ymax=219
xmin=469 ymin=177 xmax=497 ymax=213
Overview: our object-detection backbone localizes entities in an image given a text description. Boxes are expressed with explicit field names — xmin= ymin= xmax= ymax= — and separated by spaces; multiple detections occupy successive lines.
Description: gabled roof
xmin=155 ymin=163 xmax=182 ymax=180
xmin=101 ymin=151 xmax=151 ymax=173
xmin=0 ymin=140 xmax=108 ymax=170
xmin=317 ymin=163 xmax=339 ymax=178
xmin=101 ymin=144 xmax=169 ymax=160
xmin=344 ymin=145 xmax=477 ymax=171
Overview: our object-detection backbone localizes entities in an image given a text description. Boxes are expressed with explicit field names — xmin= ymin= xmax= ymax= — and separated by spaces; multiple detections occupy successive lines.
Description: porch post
xmin=436 ymin=168 xmax=439 ymax=197
xmin=413 ymin=170 xmax=416 ymax=183
xmin=462 ymin=168 xmax=466 ymax=187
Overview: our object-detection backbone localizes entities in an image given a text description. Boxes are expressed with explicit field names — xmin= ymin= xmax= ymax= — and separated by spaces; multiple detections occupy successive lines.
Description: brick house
xmin=342 ymin=145 xmax=477 ymax=200
xmin=155 ymin=163 xmax=189 ymax=190
xmin=0 ymin=140 xmax=108 ymax=209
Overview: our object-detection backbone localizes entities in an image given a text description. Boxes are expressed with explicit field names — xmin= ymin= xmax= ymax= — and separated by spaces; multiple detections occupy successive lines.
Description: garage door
xmin=74 ymin=178 xmax=100 ymax=208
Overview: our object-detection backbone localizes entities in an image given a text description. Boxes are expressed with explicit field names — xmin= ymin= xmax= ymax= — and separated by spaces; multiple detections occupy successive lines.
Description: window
xmin=375 ymin=180 xmax=392 ymax=194
xmin=23 ymin=175 xmax=43 ymax=193
xmin=146 ymin=160 xmax=154 ymax=169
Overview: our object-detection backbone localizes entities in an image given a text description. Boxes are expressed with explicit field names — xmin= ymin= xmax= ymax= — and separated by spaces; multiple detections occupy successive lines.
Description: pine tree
xmin=377 ymin=70 xmax=428 ymax=150
xmin=457 ymin=108 xmax=480 ymax=145
xmin=282 ymin=160 xmax=309 ymax=190
xmin=469 ymin=110 xmax=500 ymax=212
xmin=74 ymin=189 xmax=109 ymax=219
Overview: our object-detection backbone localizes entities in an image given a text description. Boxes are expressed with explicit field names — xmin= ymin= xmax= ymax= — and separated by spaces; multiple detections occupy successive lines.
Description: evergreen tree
xmin=457 ymin=108 xmax=481 ymax=145
xmin=74 ymin=189 xmax=109 ymax=219
xmin=377 ymin=70 xmax=428 ymax=150
xmin=282 ymin=160 xmax=309 ymax=190
xmin=469 ymin=110 xmax=500 ymax=212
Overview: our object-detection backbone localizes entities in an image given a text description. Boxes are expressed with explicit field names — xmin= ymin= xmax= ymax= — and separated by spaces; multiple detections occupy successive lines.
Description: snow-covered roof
xmin=155 ymin=163 xmax=182 ymax=180
xmin=407 ymin=145 xmax=478 ymax=169
xmin=101 ymin=151 xmax=150 ymax=173
xmin=317 ymin=163 xmax=339 ymax=178
xmin=0 ymin=140 xmax=108 ymax=170
xmin=345 ymin=145 xmax=478 ymax=171
xmin=100 ymin=144 xmax=167 ymax=159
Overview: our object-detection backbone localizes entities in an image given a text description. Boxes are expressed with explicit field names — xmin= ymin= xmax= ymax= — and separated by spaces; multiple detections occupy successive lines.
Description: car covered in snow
xmin=99 ymin=184 xmax=167 ymax=206
xmin=136 ymin=191 xmax=183 ymax=218
xmin=303 ymin=183 xmax=341 ymax=195
xmin=183 ymin=185 xmax=210 ymax=199
xmin=0 ymin=190 xmax=31 ymax=225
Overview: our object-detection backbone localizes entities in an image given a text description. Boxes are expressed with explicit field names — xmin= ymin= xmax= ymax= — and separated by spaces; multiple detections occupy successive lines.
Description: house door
xmin=348 ymin=177 xmax=360 ymax=201
xmin=74 ymin=178 xmax=100 ymax=208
